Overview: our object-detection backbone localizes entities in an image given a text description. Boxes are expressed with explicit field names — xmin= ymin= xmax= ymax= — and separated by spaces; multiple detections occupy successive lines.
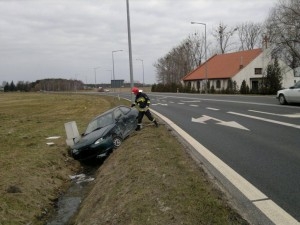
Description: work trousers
xmin=137 ymin=109 xmax=154 ymax=124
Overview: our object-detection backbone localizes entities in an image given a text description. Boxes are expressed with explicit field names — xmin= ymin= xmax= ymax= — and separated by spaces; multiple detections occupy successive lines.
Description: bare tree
xmin=266 ymin=0 xmax=300 ymax=69
xmin=212 ymin=22 xmax=238 ymax=54
xmin=154 ymin=57 xmax=167 ymax=84
xmin=185 ymin=32 xmax=205 ymax=68
xmin=154 ymin=33 xmax=205 ymax=84
xmin=237 ymin=22 xmax=263 ymax=50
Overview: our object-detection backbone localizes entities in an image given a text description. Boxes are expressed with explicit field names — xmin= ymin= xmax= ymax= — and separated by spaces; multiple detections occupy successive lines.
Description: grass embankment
xmin=71 ymin=121 xmax=248 ymax=225
xmin=0 ymin=93 xmax=248 ymax=225
xmin=0 ymin=93 xmax=121 ymax=225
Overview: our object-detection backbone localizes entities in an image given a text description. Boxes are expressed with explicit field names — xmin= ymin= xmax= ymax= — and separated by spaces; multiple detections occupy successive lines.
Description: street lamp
xmin=191 ymin=21 xmax=208 ymax=94
xmin=93 ymin=66 xmax=101 ymax=88
xmin=112 ymin=50 xmax=123 ymax=81
xmin=136 ymin=58 xmax=144 ymax=87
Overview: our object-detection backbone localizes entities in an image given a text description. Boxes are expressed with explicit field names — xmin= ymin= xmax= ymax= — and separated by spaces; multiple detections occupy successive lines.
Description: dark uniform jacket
xmin=134 ymin=92 xmax=150 ymax=111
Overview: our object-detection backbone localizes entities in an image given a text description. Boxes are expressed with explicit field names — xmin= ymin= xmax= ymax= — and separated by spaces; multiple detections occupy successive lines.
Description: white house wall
xmin=233 ymin=52 xmax=267 ymax=89
xmin=233 ymin=49 xmax=299 ymax=89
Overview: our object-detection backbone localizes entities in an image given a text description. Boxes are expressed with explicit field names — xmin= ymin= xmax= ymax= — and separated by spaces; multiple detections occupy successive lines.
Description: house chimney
xmin=263 ymin=35 xmax=269 ymax=49
xmin=239 ymin=56 xmax=243 ymax=69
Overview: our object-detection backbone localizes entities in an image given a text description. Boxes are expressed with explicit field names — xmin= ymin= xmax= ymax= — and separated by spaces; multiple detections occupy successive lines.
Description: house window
xmin=254 ymin=68 xmax=262 ymax=74
xmin=216 ymin=80 xmax=221 ymax=88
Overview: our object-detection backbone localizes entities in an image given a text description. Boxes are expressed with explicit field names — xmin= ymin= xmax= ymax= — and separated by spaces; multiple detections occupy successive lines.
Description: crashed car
xmin=276 ymin=80 xmax=300 ymax=105
xmin=70 ymin=105 xmax=138 ymax=161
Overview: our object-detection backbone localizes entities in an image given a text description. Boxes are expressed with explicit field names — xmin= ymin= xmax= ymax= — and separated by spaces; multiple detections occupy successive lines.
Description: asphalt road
xmin=101 ymin=92 xmax=300 ymax=224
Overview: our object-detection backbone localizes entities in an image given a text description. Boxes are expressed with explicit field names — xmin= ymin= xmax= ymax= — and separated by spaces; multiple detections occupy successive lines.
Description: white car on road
xmin=276 ymin=80 xmax=300 ymax=105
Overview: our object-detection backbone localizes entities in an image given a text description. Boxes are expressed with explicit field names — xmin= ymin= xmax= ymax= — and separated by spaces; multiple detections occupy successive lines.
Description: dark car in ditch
xmin=70 ymin=105 xmax=138 ymax=161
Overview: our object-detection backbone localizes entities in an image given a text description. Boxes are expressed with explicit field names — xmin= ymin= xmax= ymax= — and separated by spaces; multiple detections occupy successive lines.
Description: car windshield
xmin=84 ymin=112 xmax=114 ymax=135
xmin=293 ymin=80 xmax=300 ymax=88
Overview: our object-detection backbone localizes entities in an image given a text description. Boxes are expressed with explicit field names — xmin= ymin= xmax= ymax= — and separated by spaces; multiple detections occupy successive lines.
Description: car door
xmin=115 ymin=106 xmax=137 ymax=137
xmin=288 ymin=81 xmax=300 ymax=102
xmin=113 ymin=108 xmax=127 ymax=138
xmin=120 ymin=106 xmax=137 ymax=134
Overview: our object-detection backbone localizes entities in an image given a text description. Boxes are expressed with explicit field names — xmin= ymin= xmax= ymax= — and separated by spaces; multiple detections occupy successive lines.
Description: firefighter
xmin=131 ymin=87 xmax=158 ymax=131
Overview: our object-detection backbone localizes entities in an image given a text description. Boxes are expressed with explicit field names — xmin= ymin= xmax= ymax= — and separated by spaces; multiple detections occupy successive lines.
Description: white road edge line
xmin=152 ymin=109 xmax=299 ymax=225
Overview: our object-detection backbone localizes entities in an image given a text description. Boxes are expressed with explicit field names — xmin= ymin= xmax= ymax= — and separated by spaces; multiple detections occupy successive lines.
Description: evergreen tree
xmin=265 ymin=57 xmax=282 ymax=94
xmin=4 ymin=82 xmax=9 ymax=92
xmin=240 ymin=80 xmax=247 ymax=94
xmin=9 ymin=81 xmax=16 ymax=92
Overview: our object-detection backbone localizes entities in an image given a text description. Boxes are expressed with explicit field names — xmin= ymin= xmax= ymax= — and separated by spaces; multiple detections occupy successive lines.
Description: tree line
xmin=153 ymin=0 xmax=299 ymax=94
xmin=2 ymin=78 xmax=84 ymax=92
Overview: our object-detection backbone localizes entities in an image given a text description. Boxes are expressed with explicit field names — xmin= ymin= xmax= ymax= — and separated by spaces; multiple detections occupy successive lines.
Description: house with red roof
xmin=181 ymin=47 xmax=299 ymax=93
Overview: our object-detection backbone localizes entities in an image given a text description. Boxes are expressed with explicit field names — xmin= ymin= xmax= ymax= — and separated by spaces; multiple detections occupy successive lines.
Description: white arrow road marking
xmin=192 ymin=115 xmax=211 ymax=123
xmin=229 ymin=111 xmax=300 ymax=129
xmin=249 ymin=110 xmax=300 ymax=118
xmin=218 ymin=121 xmax=250 ymax=130
xmin=192 ymin=115 xmax=249 ymax=131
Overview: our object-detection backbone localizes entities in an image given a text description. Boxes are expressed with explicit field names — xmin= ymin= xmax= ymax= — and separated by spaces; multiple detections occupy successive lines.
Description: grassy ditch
xmin=0 ymin=92 xmax=124 ymax=225
xmin=0 ymin=92 xmax=248 ymax=225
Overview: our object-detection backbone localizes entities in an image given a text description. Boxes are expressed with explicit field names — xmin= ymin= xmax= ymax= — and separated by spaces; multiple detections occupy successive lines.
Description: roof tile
xmin=182 ymin=48 xmax=262 ymax=80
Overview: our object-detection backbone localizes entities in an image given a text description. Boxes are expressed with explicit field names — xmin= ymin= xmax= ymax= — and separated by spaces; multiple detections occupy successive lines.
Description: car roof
xmin=93 ymin=105 xmax=129 ymax=120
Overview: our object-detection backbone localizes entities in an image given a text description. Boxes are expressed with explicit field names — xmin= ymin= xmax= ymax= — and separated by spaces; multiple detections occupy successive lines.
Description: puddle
xmin=46 ymin=183 xmax=87 ymax=225
xmin=46 ymin=164 xmax=100 ymax=225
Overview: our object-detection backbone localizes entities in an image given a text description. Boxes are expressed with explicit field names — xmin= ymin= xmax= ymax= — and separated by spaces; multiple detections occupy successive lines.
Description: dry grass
xmin=0 ymin=92 xmax=126 ymax=225
xmin=0 ymin=92 xmax=248 ymax=225
xmin=72 ymin=124 xmax=248 ymax=225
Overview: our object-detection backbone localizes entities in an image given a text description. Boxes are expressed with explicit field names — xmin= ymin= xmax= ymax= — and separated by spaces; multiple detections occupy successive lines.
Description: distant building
xmin=182 ymin=47 xmax=300 ymax=92
xmin=111 ymin=79 xmax=124 ymax=88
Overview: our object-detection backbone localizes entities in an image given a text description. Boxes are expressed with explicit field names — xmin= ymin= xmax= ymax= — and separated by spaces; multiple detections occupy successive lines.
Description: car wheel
xmin=112 ymin=136 xmax=122 ymax=148
xmin=279 ymin=94 xmax=287 ymax=105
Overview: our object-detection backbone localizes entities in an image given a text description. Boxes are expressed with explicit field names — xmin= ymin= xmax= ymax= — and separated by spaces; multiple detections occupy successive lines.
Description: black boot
xmin=153 ymin=120 xmax=158 ymax=127
xmin=135 ymin=124 xmax=141 ymax=131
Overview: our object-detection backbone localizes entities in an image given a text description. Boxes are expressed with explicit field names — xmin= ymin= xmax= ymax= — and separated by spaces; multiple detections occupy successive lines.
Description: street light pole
xmin=191 ymin=21 xmax=208 ymax=94
xmin=136 ymin=58 xmax=144 ymax=87
xmin=112 ymin=50 xmax=123 ymax=81
xmin=126 ymin=0 xmax=134 ymax=90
